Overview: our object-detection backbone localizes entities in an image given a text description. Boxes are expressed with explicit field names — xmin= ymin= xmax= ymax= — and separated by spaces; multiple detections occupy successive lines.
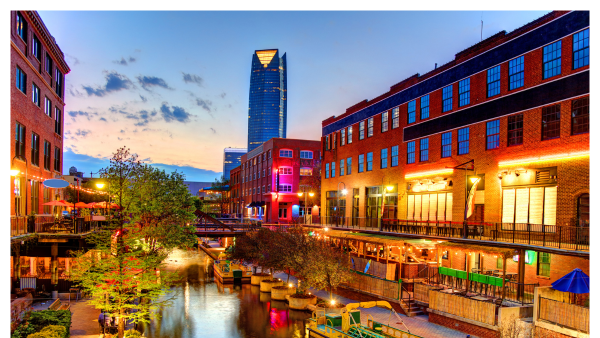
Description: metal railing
xmin=504 ymin=281 xmax=538 ymax=305
xmin=318 ymin=217 xmax=589 ymax=251
xmin=11 ymin=215 xmax=101 ymax=238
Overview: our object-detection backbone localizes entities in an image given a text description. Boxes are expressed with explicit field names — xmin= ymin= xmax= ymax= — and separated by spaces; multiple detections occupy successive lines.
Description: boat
xmin=213 ymin=259 xmax=252 ymax=284
xmin=307 ymin=301 xmax=423 ymax=338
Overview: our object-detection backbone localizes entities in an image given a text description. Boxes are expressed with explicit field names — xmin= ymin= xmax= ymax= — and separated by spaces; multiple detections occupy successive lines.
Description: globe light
xmin=96 ymin=182 xmax=106 ymax=189
xmin=309 ymin=192 xmax=315 ymax=197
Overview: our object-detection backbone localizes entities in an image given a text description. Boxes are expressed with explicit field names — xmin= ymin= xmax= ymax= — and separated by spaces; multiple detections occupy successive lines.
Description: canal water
xmin=140 ymin=249 xmax=312 ymax=338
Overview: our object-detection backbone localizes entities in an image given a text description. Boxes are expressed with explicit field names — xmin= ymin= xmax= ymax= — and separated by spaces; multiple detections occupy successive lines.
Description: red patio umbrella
xmin=59 ymin=200 xmax=74 ymax=207
xmin=74 ymin=202 xmax=91 ymax=208
xmin=43 ymin=200 xmax=70 ymax=207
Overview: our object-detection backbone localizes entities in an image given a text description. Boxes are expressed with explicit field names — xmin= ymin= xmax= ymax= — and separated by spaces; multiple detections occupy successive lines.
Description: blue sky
xmin=37 ymin=10 xmax=549 ymax=181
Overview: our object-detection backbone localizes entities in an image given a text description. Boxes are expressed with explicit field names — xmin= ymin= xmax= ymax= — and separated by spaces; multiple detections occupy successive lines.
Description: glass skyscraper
xmin=247 ymin=49 xmax=287 ymax=152
xmin=223 ymin=147 xmax=247 ymax=180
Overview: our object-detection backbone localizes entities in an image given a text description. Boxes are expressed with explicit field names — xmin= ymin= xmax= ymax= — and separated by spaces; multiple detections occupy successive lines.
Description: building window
xmin=54 ymin=147 xmax=60 ymax=172
xmin=420 ymin=95 xmax=430 ymax=120
xmin=537 ymin=252 xmax=551 ymax=277
xmin=16 ymin=67 xmax=27 ymax=94
xmin=367 ymin=118 xmax=374 ymax=137
xmin=392 ymin=107 xmax=399 ymax=129
xmin=300 ymin=168 xmax=312 ymax=176
xmin=31 ymin=180 xmax=39 ymax=213
xmin=279 ymin=149 xmax=292 ymax=158
xmin=16 ymin=12 xmax=28 ymax=41
xmin=442 ymin=85 xmax=453 ymax=112
xmin=279 ymin=207 xmax=288 ymax=219
xmin=346 ymin=157 xmax=352 ymax=175
xmin=340 ymin=160 xmax=345 ymax=176
xmin=391 ymin=145 xmax=398 ymax=167
xmin=543 ymin=41 xmax=562 ymax=79
xmin=577 ymin=193 xmax=589 ymax=226
xmin=32 ymin=34 xmax=41 ymax=60
xmin=280 ymin=167 xmax=291 ymax=175
xmin=268 ymin=150 xmax=272 ymax=158
xmin=43 ymin=186 xmax=51 ymax=214
xmin=278 ymin=184 xmax=292 ymax=192
xmin=571 ymin=97 xmax=589 ymax=135
xmin=486 ymin=120 xmax=500 ymax=150
xmin=32 ymin=83 xmax=40 ymax=106
xmin=366 ymin=152 xmax=373 ymax=171
xmin=404 ymin=100 xmax=415 ymax=124
xmin=381 ymin=148 xmax=388 ymax=169
xmin=15 ymin=122 xmax=26 ymax=158
xmin=31 ymin=133 xmax=40 ymax=166
xmin=509 ymin=56 xmax=525 ymax=90
xmin=267 ymin=184 xmax=271 ymax=192
xmin=420 ymin=138 xmax=429 ymax=162
xmin=381 ymin=112 xmax=388 ymax=132
xmin=45 ymin=53 xmax=53 ymax=74
xmin=331 ymin=162 xmax=336 ymax=177
xmin=43 ymin=141 xmax=51 ymax=170
xmin=55 ymin=69 xmax=64 ymax=99
xmin=487 ymin=66 xmax=501 ymax=98
xmin=358 ymin=154 xmax=364 ymax=173
xmin=325 ymin=163 xmax=329 ymax=178
xmin=542 ymin=104 xmax=561 ymax=140
xmin=458 ymin=78 xmax=470 ymax=107
xmin=359 ymin=121 xmax=365 ymax=140
xmin=441 ymin=132 xmax=452 ymax=158
xmin=341 ymin=128 xmax=346 ymax=146
xmin=348 ymin=126 xmax=353 ymax=144
xmin=508 ymin=114 xmax=523 ymax=146
xmin=332 ymin=133 xmax=336 ymax=149
xmin=44 ymin=97 xmax=52 ymax=117
xmin=407 ymin=141 xmax=415 ymax=164
xmin=573 ymin=28 xmax=589 ymax=69
xmin=325 ymin=135 xmax=330 ymax=151
xmin=300 ymin=150 xmax=313 ymax=159
xmin=262 ymin=169 xmax=265 ymax=177
xmin=458 ymin=127 xmax=469 ymax=155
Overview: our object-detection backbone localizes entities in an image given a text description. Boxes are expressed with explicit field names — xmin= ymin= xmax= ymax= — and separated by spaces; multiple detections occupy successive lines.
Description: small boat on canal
xmin=307 ymin=301 xmax=423 ymax=338
xmin=213 ymin=259 xmax=253 ymax=284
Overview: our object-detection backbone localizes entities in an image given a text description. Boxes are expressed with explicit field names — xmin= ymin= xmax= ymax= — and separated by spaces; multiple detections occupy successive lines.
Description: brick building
xmin=321 ymin=10 xmax=588 ymax=229
xmin=11 ymin=11 xmax=69 ymax=216
xmin=230 ymin=138 xmax=321 ymax=223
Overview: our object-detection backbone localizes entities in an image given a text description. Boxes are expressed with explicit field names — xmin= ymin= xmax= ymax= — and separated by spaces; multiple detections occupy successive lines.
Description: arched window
xmin=577 ymin=194 xmax=589 ymax=226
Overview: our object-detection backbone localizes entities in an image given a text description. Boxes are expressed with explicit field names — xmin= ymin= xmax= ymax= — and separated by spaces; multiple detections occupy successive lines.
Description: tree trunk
xmin=118 ymin=307 xmax=125 ymax=338
xmin=286 ymin=268 xmax=290 ymax=283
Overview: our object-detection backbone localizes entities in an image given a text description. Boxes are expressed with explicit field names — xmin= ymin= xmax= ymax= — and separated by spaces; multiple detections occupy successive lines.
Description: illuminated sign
xmin=498 ymin=151 xmax=589 ymax=167
xmin=405 ymin=169 xmax=453 ymax=179
xmin=411 ymin=181 xmax=448 ymax=193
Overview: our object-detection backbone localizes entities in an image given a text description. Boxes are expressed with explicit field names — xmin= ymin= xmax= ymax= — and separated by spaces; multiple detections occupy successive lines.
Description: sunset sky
xmin=38 ymin=10 xmax=548 ymax=181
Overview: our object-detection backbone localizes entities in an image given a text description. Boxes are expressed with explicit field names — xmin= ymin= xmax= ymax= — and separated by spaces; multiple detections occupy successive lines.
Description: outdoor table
xmin=505 ymin=273 xmax=518 ymax=281
xmin=471 ymin=295 xmax=489 ymax=301
xmin=471 ymin=268 xmax=481 ymax=273
xmin=440 ymin=289 xmax=462 ymax=294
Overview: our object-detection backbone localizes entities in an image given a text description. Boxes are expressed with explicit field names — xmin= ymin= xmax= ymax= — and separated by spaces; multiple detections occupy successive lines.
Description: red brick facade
xmin=230 ymin=138 xmax=321 ymax=223
xmin=428 ymin=312 xmax=497 ymax=338
xmin=10 ymin=11 xmax=70 ymax=216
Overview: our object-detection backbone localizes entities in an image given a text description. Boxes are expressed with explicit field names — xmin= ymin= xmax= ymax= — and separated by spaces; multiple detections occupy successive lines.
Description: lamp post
xmin=11 ymin=155 xmax=28 ymax=216
xmin=336 ymin=182 xmax=347 ymax=227
xmin=95 ymin=182 xmax=109 ymax=218
xmin=297 ymin=187 xmax=315 ymax=224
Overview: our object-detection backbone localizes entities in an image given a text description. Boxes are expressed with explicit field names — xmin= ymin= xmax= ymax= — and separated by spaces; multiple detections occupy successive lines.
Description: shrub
xmin=124 ymin=330 xmax=143 ymax=338
xmin=12 ymin=321 xmax=36 ymax=338
xmin=27 ymin=325 xmax=67 ymax=338
xmin=27 ymin=311 xmax=71 ymax=338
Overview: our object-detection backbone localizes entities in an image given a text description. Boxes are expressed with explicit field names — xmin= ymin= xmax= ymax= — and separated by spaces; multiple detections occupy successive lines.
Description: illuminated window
xmin=278 ymin=184 xmax=292 ymax=192
xmin=300 ymin=150 xmax=313 ymax=159
xmin=392 ymin=107 xmax=399 ymax=129
xmin=543 ymin=41 xmax=561 ymax=79
xmin=487 ymin=66 xmax=501 ymax=97
xmin=359 ymin=121 xmax=365 ymax=140
xmin=341 ymin=128 xmax=346 ymax=145
xmin=407 ymin=100 xmax=416 ymax=124
xmin=381 ymin=148 xmax=388 ymax=169
xmin=381 ymin=112 xmax=388 ymax=132
xmin=441 ymin=132 xmax=452 ymax=158
xmin=367 ymin=118 xmax=374 ymax=137
xmin=573 ymin=29 xmax=589 ymax=69
xmin=542 ymin=104 xmax=560 ymax=140
xmin=458 ymin=128 xmax=469 ymax=155
xmin=300 ymin=168 xmax=312 ymax=176
xmin=420 ymin=95 xmax=429 ymax=119
xmin=279 ymin=149 xmax=292 ymax=158
xmin=407 ymin=141 xmax=415 ymax=164
xmin=571 ymin=97 xmax=589 ymax=135
xmin=391 ymin=146 xmax=398 ymax=167
xmin=442 ymin=85 xmax=453 ymax=112
xmin=346 ymin=158 xmax=352 ymax=175
xmin=486 ymin=120 xmax=500 ymax=150
xmin=420 ymin=138 xmax=429 ymax=162
xmin=509 ymin=56 xmax=524 ymax=90
xmin=348 ymin=126 xmax=353 ymax=144
xmin=458 ymin=78 xmax=470 ymax=107
xmin=366 ymin=152 xmax=373 ymax=171
xmin=16 ymin=12 xmax=27 ymax=41
xmin=358 ymin=154 xmax=364 ymax=173
xmin=508 ymin=114 xmax=523 ymax=146
xmin=280 ymin=167 xmax=292 ymax=175
xmin=537 ymin=252 xmax=550 ymax=277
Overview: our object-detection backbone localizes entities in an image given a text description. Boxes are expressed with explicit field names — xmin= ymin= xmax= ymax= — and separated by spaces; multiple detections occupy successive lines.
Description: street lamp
xmin=11 ymin=155 xmax=28 ymax=216
xmin=96 ymin=181 xmax=110 ymax=217
xmin=298 ymin=187 xmax=315 ymax=224
xmin=380 ymin=181 xmax=395 ymax=231
xmin=336 ymin=182 xmax=347 ymax=227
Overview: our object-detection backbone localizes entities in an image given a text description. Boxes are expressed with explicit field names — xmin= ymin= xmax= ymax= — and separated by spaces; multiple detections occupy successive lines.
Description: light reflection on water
xmin=140 ymin=249 xmax=311 ymax=338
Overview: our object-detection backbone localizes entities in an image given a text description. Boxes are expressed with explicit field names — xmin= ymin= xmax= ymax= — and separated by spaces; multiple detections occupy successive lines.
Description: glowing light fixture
xmin=256 ymin=50 xmax=277 ymax=67
xmin=10 ymin=169 xmax=20 ymax=177
xmin=470 ymin=177 xmax=479 ymax=183
xmin=330 ymin=300 xmax=336 ymax=306
xmin=341 ymin=189 xmax=348 ymax=195
xmin=96 ymin=182 xmax=105 ymax=189
xmin=324 ymin=227 xmax=329 ymax=232
xmin=298 ymin=192 xmax=303 ymax=197
xmin=405 ymin=169 xmax=453 ymax=179
xmin=498 ymin=151 xmax=589 ymax=167
xmin=289 ymin=283 xmax=293 ymax=287
xmin=309 ymin=192 xmax=315 ymax=197
xmin=386 ymin=185 xmax=394 ymax=192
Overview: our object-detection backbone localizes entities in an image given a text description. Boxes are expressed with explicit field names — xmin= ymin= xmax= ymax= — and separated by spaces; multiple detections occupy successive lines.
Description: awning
xmin=257 ymin=201 xmax=266 ymax=207
xmin=248 ymin=202 xmax=257 ymax=207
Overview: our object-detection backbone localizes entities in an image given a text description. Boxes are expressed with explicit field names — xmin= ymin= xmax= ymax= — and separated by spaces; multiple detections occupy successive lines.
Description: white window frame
xmin=300 ymin=150 xmax=313 ymax=159
xmin=279 ymin=149 xmax=293 ymax=158
xmin=280 ymin=167 xmax=292 ymax=175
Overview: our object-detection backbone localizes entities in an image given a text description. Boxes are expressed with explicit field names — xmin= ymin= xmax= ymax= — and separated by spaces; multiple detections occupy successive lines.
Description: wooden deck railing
xmin=538 ymin=297 xmax=589 ymax=333
xmin=429 ymin=290 xmax=497 ymax=326
xmin=343 ymin=271 xmax=400 ymax=301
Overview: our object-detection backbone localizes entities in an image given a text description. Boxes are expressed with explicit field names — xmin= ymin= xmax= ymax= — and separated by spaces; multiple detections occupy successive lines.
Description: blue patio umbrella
xmin=551 ymin=268 xmax=590 ymax=294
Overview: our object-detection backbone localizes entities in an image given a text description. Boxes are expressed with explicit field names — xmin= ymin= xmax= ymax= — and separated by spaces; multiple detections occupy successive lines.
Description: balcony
xmin=10 ymin=215 xmax=101 ymax=239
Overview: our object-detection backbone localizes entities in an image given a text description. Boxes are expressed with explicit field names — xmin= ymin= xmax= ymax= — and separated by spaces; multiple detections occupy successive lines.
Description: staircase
xmin=400 ymin=298 xmax=424 ymax=317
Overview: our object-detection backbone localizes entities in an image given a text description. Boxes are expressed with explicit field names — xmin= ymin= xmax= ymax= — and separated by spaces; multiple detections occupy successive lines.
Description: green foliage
xmin=14 ymin=311 xmax=71 ymax=338
xmin=12 ymin=321 xmax=36 ymax=338
xmin=123 ymin=330 xmax=143 ymax=338
xmin=26 ymin=325 xmax=67 ymax=338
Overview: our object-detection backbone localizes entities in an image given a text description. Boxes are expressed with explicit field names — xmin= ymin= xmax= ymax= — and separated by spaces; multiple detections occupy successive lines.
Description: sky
xmin=37 ymin=10 xmax=549 ymax=182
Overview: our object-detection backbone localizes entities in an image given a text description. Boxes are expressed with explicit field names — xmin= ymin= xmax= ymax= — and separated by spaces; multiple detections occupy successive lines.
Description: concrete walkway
xmin=272 ymin=271 xmax=474 ymax=338
xmin=69 ymin=300 xmax=101 ymax=338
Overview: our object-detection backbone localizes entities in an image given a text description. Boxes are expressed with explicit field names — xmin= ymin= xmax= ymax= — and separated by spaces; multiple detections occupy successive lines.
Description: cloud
xmin=139 ymin=95 xmax=148 ymax=102
xmin=195 ymin=98 xmax=213 ymax=112
xmin=83 ymin=71 xmax=134 ymax=97
xmin=65 ymin=53 xmax=80 ymax=66
xmin=75 ymin=129 xmax=92 ymax=138
xmin=113 ymin=56 xmax=137 ymax=66
xmin=109 ymin=106 xmax=158 ymax=126
xmin=67 ymin=110 xmax=97 ymax=121
xmin=129 ymin=56 xmax=136 ymax=62
xmin=99 ymin=117 xmax=107 ymax=122
xmin=210 ymin=127 xmax=216 ymax=134
xmin=137 ymin=75 xmax=172 ymax=90
xmin=220 ymin=92 xmax=226 ymax=99
xmin=182 ymin=72 xmax=204 ymax=86
xmin=160 ymin=103 xmax=192 ymax=123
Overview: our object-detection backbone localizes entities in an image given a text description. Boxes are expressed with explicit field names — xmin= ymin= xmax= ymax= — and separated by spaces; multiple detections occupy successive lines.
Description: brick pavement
xmin=273 ymin=271 xmax=475 ymax=338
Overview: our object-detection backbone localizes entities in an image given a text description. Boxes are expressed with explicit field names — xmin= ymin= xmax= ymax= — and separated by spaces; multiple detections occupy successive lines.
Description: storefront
xmin=406 ymin=178 xmax=453 ymax=221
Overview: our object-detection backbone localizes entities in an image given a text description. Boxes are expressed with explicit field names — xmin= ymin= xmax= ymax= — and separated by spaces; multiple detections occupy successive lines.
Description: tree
xmin=301 ymin=238 xmax=353 ymax=300
xmin=68 ymin=147 xmax=196 ymax=338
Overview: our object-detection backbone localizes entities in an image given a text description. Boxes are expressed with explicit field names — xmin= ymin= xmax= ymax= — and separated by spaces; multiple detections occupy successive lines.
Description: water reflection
xmin=141 ymin=249 xmax=311 ymax=338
